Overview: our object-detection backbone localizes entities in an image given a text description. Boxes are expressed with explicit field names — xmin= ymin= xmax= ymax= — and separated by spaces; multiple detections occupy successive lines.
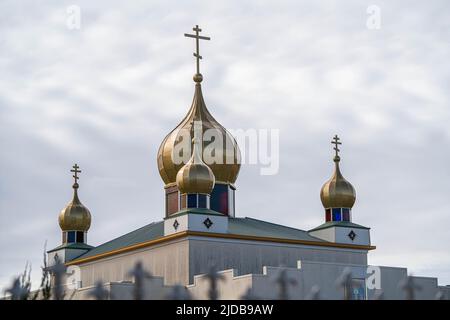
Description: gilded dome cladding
xmin=176 ymin=131 xmax=215 ymax=194
xmin=320 ymin=159 xmax=356 ymax=209
xmin=157 ymin=81 xmax=241 ymax=186
xmin=58 ymin=185 xmax=91 ymax=231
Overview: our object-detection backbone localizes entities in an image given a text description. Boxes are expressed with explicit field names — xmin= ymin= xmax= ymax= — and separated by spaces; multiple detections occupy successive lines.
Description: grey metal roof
xmin=77 ymin=221 xmax=164 ymax=260
xmin=74 ymin=216 xmax=325 ymax=262
xmin=228 ymin=217 xmax=325 ymax=242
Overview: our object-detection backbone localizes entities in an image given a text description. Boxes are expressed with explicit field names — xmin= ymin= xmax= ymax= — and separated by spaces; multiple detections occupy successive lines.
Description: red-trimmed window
xmin=325 ymin=208 xmax=331 ymax=222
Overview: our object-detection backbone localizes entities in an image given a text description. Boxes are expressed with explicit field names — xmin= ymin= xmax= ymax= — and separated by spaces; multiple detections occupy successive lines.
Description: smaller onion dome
xmin=176 ymin=124 xmax=215 ymax=195
xmin=58 ymin=164 xmax=91 ymax=231
xmin=320 ymin=135 xmax=356 ymax=209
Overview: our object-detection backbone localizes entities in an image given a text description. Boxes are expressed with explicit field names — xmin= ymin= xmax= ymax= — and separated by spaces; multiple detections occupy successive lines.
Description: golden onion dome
xmin=157 ymin=74 xmax=241 ymax=187
xmin=58 ymin=166 xmax=91 ymax=231
xmin=176 ymin=126 xmax=215 ymax=194
xmin=320 ymin=136 xmax=356 ymax=209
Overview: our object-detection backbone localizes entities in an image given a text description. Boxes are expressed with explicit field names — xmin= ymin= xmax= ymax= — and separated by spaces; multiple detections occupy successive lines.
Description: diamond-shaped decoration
xmin=348 ymin=230 xmax=356 ymax=241
xmin=173 ymin=219 xmax=179 ymax=230
xmin=203 ymin=218 xmax=213 ymax=229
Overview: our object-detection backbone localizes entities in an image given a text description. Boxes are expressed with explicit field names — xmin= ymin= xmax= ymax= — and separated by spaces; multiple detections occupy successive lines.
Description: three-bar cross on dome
xmin=184 ymin=24 xmax=210 ymax=79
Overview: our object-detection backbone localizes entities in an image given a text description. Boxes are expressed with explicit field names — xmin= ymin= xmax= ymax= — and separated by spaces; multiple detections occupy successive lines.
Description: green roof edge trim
xmin=47 ymin=242 xmax=94 ymax=253
xmin=309 ymin=221 xmax=370 ymax=232
xmin=166 ymin=208 xmax=224 ymax=219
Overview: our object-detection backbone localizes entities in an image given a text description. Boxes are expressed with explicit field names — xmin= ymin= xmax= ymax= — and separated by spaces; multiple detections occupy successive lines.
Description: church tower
xmin=309 ymin=136 xmax=371 ymax=246
xmin=58 ymin=163 xmax=91 ymax=245
xmin=320 ymin=134 xmax=356 ymax=223
xmin=157 ymin=25 xmax=241 ymax=218
xmin=47 ymin=164 xmax=93 ymax=264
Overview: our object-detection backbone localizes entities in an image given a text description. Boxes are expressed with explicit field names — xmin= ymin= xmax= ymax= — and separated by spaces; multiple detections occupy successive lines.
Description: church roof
xmin=77 ymin=221 xmax=165 ymax=260
xmin=73 ymin=217 xmax=324 ymax=262
xmin=229 ymin=217 xmax=324 ymax=241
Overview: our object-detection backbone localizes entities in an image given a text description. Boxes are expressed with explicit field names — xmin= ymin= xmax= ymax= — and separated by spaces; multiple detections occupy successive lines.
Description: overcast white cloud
xmin=1 ymin=0 xmax=449 ymax=290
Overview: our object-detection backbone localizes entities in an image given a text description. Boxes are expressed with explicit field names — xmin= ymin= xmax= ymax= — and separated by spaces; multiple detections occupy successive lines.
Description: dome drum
xmin=62 ymin=231 xmax=87 ymax=244
xmin=325 ymin=208 xmax=352 ymax=222
xmin=165 ymin=182 xmax=236 ymax=217
xmin=180 ymin=193 xmax=210 ymax=210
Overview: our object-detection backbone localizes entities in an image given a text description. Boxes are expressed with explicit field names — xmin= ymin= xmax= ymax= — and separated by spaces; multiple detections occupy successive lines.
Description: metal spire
xmin=273 ymin=268 xmax=297 ymax=300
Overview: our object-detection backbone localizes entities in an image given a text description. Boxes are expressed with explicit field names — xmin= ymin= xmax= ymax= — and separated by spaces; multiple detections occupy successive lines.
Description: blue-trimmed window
xmin=198 ymin=194 xmax=207 ymax=208
xmin=76 ymin=231 xmax=84 ymax=243
xmin=187 ymin=194 xmax=197 ymax=208
xmin=332 ymin=208 xmax=342 ymax=221
xmin=67 ymin=231 xmax=76 ymax=243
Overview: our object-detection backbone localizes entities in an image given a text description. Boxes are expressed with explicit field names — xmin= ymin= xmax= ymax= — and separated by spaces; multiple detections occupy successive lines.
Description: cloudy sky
xmin=1 ymin=0 xmax=449 ymax=290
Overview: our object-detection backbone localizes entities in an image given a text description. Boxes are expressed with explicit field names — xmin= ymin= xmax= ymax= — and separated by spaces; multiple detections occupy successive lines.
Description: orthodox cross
xmin=336 ymin=267 xmax=353 ymax=300
xmin=127 ymin=261 xmax=153 ymax=300
xmin=5 ymin=277 xmax=29 ymax=300
xmin=184 ymin=25 xmax=210 ymax=74
xmin=165 ymin=284 xmax=192 ymax=300
xmin=399 ymin=275 xmax=421 ymax=300
xmin=51 ymin=255 xmax=67 ymax=300
xmin=71 ymin=163 xmax=81 ymax=184
xmin=88 ymin=281 xmax=110 ymax=300
xmin=331 ymin=134 xmax=342 ymax=157
xmin=274 ymin=268 xmax=297 ymax=300
xmin=205 ymin=266 xmax=225 ymax=300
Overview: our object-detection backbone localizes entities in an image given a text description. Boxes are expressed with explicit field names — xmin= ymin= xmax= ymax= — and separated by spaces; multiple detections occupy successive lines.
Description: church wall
xmin=187 ymin=236 xmax=368 ymax=285
xmin=411 ymin=276 xmax=439 ymax=300
xmin=73 ymin=278 xmax=171 ymax=300
xmin=294 ymin=261 xmax=366 ymax=299
xmin=185 ymin=262 xmax=449 ymax=300
xmin=77 ymin=238 xmax=190 ymax=287
xmin=187 ymin=269 xmax=258 ymax=299
xmin=438 ymin=286 xmax=450 ymax=299
xmin=372 ymin=266 xmax=442 ymax=299
xmin=375 ymin=266 xmax=407 ymax=299
xmin=187 ymin=262 xmax=370 ymax=299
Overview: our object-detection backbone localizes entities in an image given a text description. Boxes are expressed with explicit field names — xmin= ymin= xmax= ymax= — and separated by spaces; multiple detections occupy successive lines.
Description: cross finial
xmin=184 ymin=25 xmax=210 ymax=81
xmin=331 ymin=135 xmax=342 ymax=160
xmin=127 ymin=261 xmax=153 ymax=300
xmin=205 ymin=266 xmax=225 ymax=300
xmin=399 ymin=275 xmax=422 ymax=300
xmin=70 ymin=163 xmax=81 ymax=186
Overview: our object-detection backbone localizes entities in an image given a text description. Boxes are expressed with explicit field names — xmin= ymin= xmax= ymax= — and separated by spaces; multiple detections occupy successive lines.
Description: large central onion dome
xmin=157 ymin=75 xmax=241 ymax=186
